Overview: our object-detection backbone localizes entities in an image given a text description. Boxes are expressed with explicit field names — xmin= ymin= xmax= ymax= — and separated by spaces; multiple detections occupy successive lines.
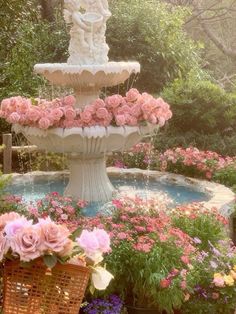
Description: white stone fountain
xmin=13 ymin=0 xmax=158 ymax=202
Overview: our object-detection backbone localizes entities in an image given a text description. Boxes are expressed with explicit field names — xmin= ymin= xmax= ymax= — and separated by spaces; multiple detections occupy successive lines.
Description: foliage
xmin=184 ymin=240 xmax=236 ymax=314
xmin=213 ymin=165 xmax=236 ymax=188
xmin=30 ymin=152 xmax=67 ymax=172
xmin=170 ymin=203 xmax=228 ymax=251
xmin=78 ymin=197 xmax=195 ymax=312
xmin=1 ymin=17 xmax=68 ymax=99
xmin=161 ymin=77 xmax=236 ymax=134
xmin=0 ymin=195 xmax=27 ymax=216
xmin=107 ymin=0 xmax=204 ymax=93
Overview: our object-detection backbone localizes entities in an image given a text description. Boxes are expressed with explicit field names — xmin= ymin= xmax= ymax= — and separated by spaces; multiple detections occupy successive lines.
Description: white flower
xmin=91 ymin=266 xmax=114 ymax=290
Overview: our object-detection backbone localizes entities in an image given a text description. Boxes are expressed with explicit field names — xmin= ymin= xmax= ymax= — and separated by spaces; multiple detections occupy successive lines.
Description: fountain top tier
xmin=34 ymin=0 xmax=140 ymax=108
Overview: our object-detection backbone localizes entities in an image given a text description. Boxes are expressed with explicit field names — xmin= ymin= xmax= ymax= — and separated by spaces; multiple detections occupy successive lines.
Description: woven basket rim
xmin=4 ymin=258 xmax=91 ymax=274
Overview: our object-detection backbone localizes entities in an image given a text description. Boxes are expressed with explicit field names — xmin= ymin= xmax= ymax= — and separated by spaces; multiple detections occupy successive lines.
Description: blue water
xmin=6 ymin=177 xmax=209 ymax=216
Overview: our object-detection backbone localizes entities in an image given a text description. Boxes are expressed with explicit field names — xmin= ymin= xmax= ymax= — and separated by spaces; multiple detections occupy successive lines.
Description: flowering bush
xmin=81 ymin=295 xmax=123 ymax=314
xmin=0 ymin=212 xmax=113 ymax=291
xmin=76 ymin=197 xmax=196 ymax=312
xmin=108 ymin=142 xmax=157 ymax=169
xmin=160 ymin=147 xmax=236 ymax=180
xmin=170 ymin=203 xmax=229 ymax=251
xmin=183 ymin=239 xmax=236 ymax=314
xmin=0 ymin=88 xmax=172 ymax=129
xmin=27 ymin=192 xmax=87 ymax=223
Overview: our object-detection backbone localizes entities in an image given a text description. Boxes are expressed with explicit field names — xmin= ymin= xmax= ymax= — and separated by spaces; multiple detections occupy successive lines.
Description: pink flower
xmin=160 ymin=278 xmax=171 ymax=288
xmin=181 ymin=255 xmax=190 ymax=265
xmin=77 ymin=230 xmax=100 ymax=254
xmin=117 ymin=232 xmax=127 ymax=240
xmin=80 ymin=110 xmax=92 ymax=124
xmin=92 ymin=99 xmax=105 ymax=110
xmin=8 ymin=112 xmax=21 ymax=124
xmin=11 ymin=225 xmax=42 ymax=262
xmin=105 ymin=95 xmax=122 ymax=109
xmin=26 ymin=108 xmax=41 ymax=122
xmin=63 ymin=95 xmax=76 ymax=107
xmin=180 ymin=280 xmax=187 ymax=290
xmin=38 ymin=218 xmax=70 ymax=253
xmin=0 ymin=212 xmax=21 ymax=231
xmin=115 ymin=114 xmax=126 ymax=126
xmin=50 ymin=108 xmax=64 ymax=122
xmin=93 ymin=229 xmax=111 ymax=253
xmin=96 ymin=107 xmax=109 ymax=119
xmin=212 ymin=292 xmax=220 ymax=299
xmin=38 ymin=117 xmax=51 ymax=129
xmin=4 ymin=218 xmax=32 ymax=238
xmin=64 ymin=106 xmax=76 ymax=120
xmin=125 ymin=88 xmax=140 ymax=102
xmin=213 ymin=276 xmax=225 ymax=287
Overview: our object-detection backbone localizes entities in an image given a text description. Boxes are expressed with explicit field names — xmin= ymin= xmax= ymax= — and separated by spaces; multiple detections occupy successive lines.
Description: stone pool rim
xmin=6 ymin=167 xmax=235 ymax=217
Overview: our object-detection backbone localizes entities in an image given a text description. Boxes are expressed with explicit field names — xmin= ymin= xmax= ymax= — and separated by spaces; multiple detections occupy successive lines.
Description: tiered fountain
xmin=11 ymin=0 xmax=161 ymax=202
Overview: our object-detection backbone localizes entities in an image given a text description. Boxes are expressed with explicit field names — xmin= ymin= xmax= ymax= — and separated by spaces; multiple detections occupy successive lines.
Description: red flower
xmin=160 ymin=279 xmax=171 ymax=288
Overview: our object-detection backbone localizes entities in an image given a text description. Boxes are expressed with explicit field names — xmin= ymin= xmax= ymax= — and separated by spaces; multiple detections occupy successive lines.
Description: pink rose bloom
xmin=125 ymin=88 xmax=140 ymax=102
xmin=38 ymin=218 xmax=70 ymax=253
xmin=63 ymin=119 xmax=76 ymax=128
xmin=80 ymin=110 xmax=92 ymax=124
xmin=92 ymin=99 xmax=105 ymax=110
xmin=1 ymin=98 xmax=11 ymax=111
xmin=77 ymin=230 xmax=100 ymax=254
xmin=130 ymin=104 xmax=142 ymax=118
xmin=8 ymin=112 xmax=21 ymax=124
xmin=181 ymin=255 xmax=190 ymax=265
xmin=38 ymin=117 xmax=51 ymax=129
xmin=64 ymin=106 xmax=76 ymax=120
xmin=117 ymin=105 xmax=131 ymax=115
xmin=115 ymin=114 xmax=126 ymax=126
xmin=16 ymin=99 xmax=30 ymax=114
xmin=96 ymin=107 xmax=109 ymax=119
xmin=63 ymin=95 xmax=76 ymax=107
xmin=148 ymin=114 xmax=157 ymax=124
xmin=0 ymin=231 xmax=10 ymax=261
xmin=50 ymin=108 xmax=64 ymax=122
xmin=105 ymin=95 xmax=122 ymax=109
xmin=4 ymin=217 xmax=32 ymax=238
xmin=141 ymin=102 xmax=154 ymax=116
xmin=158 ymin=116 xmax=166 ymax=127
xmin=11 ymin=225 xmax=42 ymax=262
xmin=0 ymin=212 xmax=21 ymax=231
xmin=26 ymin=108 xmax=41 ymax=122
xmin=93 ymin=229 xmax=111 ymax=253
xmin=0 ymin=110 xmax=7 ymax=118
xmin=126 ymin=115 xmax=137 ymax=126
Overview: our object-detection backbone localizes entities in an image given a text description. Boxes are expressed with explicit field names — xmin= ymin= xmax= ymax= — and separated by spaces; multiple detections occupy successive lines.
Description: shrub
xmin=162 ymin=78 xmax=236 ymax=134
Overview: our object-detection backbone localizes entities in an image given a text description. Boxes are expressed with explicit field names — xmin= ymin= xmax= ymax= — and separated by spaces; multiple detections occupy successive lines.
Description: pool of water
xmin=6 ymin=177 xmax=209 ymax=216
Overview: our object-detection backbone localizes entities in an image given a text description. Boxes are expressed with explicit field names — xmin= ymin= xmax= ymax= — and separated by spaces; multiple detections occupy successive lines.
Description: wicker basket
xmin=3 ymin=259 xmax=90 ymax=314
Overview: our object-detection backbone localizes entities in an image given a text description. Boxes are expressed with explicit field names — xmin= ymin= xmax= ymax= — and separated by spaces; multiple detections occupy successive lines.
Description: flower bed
xmin=0 ymin=88 xmax=172 ymax=129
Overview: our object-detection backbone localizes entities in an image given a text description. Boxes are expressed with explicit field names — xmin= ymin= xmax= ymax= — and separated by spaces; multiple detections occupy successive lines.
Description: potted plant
xmin=78 ymin=197 xmax=197 ymax=313
xmin=0 ymin=211 xmax=113 ymax=314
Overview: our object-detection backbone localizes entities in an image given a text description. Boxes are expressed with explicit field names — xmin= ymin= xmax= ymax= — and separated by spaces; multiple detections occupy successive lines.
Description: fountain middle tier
xmin=13 ymin=124 xmax=158 ymax=202
xmin=34 ymin=62 xmax=140 ymax=108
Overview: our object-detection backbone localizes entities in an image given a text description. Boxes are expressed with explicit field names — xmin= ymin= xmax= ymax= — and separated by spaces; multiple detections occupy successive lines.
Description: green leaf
xmin=43 ymin=254 xmax=58 ymax=268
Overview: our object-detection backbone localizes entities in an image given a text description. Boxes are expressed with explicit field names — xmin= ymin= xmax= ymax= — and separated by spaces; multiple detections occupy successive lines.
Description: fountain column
xmin=65 ymin=154 xmax=115 ymax=202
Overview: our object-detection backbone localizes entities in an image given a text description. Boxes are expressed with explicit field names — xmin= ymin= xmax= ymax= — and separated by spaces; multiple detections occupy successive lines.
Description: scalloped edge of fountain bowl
xmin=7 ymin=168 xmax=235 ymax=218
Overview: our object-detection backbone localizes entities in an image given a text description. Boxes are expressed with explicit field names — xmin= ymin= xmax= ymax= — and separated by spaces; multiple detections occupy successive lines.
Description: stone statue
xmin=64 ymin=0 xmax=111 ymax=65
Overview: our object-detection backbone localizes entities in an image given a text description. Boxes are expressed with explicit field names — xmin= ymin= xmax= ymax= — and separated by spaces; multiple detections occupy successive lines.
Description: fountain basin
xmin=34 ymin=62 xmax=140 ymax=89
xmin=6 ymin=169 xmax=235 ymax=217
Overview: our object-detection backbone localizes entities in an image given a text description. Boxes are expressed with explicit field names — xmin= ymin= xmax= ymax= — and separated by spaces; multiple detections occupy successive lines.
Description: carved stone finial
xmin=64 ymin=0 xmax=111 ymax=65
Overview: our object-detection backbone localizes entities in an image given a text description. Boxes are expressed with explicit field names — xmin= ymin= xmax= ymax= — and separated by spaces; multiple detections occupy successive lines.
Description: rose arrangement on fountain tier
xmin=0 ymin=212 xmax=113 ymax=290
xmin=0 ymin=88 xmax=172 ymax=129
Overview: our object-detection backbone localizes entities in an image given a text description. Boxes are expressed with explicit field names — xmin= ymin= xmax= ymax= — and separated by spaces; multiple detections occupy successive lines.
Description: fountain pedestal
xmin=65 ymin=154 xmax=115 ymax=202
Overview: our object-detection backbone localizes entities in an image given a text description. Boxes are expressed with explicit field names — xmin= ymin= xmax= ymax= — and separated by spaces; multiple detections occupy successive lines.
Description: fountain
xmin=10 ymin=0 xmax=165 ymax=203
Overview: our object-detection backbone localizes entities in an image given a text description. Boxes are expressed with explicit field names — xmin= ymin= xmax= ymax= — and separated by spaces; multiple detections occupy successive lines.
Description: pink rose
xmin=16 ymin=99 xmax=30 ymax=114
xmin=115 ymin=114 xmax=126 ymax=126
xmin=1 ymin=99 xmax=11 ymax=111
xmin=63 ymin=119 xmax=76 ymax=128
xmin=4 ymin=218 xmax=32 ymax=238
xmin=105 ymin=95 xmax=122 ymax=109
xmin=77 ymin=230 xmax=100 ymax=254
xmin=38 ymin=117 xmax=51 ymax=129
xmin=130 ymin=104 xmax=142 ymax=118
xmin=38 ymin=218 xmax=70 ymax=253
xmin=92 ymin=99 xmax=105 ymax=110
xmin=63 ymin=95 xmax=76 ymax=107
xmin=64 ymin=106 xmax=76 ymax=120
xmin=8 ymin=112 xmax=21 ymax=124
xmin=11 ymin=225 xmax=42 ymax=262
xmin=96 ymin=107 xmax=109 ymax=119
xmin=93 ymin=229 xmax=111 ymax=253
xmin=148 ymin=114 xmax=157 ymax=124
xmin=26 ymin=108 xmax=41 ymax=122
xmin=125 ymin=88 xmax=140 ymax=102
xmin=0 ymin=212 xmax=21 ymax=231
xmin=213 ymin=277 xmax=225 ymax=287
xmin=80 ymin=110 xmax=92 ymax=124
xmin=50 ymin=108 xmax=64 ymax=122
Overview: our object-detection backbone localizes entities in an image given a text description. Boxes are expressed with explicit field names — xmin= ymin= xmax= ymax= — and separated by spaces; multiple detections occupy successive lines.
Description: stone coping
xmin=8 ymin=168 xmax=235 ymax=217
